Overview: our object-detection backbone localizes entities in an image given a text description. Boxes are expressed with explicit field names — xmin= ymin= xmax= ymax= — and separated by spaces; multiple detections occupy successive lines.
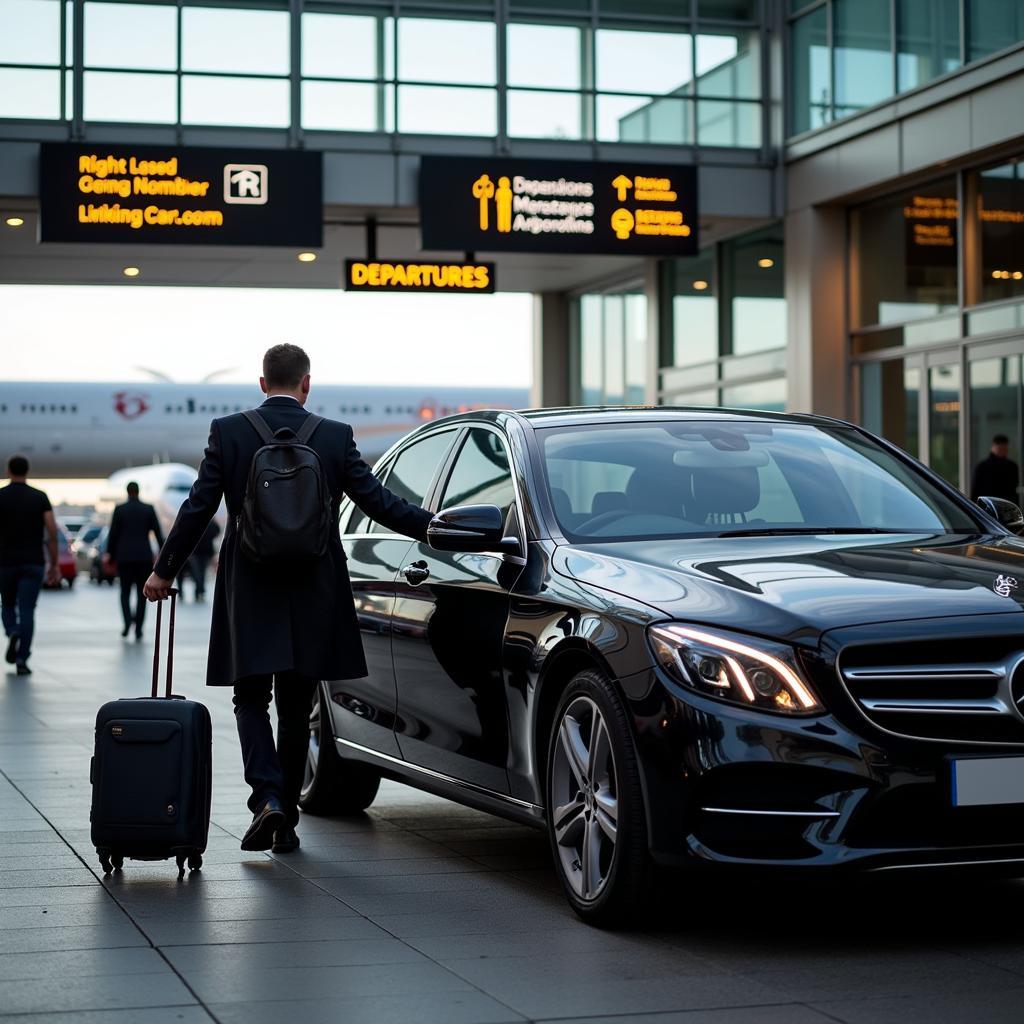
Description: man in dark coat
xmin=971 ymin=434 xmax=1020 ymax=505
xmin=106 ymin=481 xmax=164 ymax=640
xmin=144 ymin=344 xmax=432 ymax=854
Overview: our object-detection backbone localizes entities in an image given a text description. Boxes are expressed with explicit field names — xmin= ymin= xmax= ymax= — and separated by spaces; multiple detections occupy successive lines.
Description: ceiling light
xmin=123 ymin=266 xmax=140 ymax=278
xmin=297 ymin=252 xmax=317 ymax=263
xmin=692 ymin=279 xmax=709 ymax=291
xmin=5 ymin=216 xmax=24 ymax=227
xmin=757 ymin=258 xmax=774 ymax=268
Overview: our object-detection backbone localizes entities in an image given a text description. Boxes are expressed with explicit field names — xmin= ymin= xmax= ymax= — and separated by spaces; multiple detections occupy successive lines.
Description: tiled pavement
xmin=4 ymin=586 xmax=1024 ymax=1022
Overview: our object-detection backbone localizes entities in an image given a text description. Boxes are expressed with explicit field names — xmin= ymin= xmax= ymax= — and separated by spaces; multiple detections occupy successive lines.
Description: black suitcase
xmin=90 ymin=590 xmax=212 ymax=877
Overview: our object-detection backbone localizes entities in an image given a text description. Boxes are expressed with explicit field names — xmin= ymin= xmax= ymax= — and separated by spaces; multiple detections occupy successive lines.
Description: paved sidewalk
xmin=3 ymin=584 xmax=1024 ymax=1023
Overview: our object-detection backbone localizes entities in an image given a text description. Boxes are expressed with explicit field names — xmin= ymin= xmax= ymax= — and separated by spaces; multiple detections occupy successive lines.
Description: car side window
xmin=367 ymin=429 xmax=458 ymax=535
xmin=439 ymin=427 xmax=516 ymax=522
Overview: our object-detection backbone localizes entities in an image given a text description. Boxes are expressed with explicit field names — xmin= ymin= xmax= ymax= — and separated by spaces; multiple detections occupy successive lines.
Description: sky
xmin=0 ymin=284 xmax=534 ymax=387
xmin=1 ymin=284 xmax=534 ymax=506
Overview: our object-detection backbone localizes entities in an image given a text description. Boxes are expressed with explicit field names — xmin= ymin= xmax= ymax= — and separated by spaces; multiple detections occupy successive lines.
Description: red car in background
xmin=45 ymin=527 xmax=78 ymax=589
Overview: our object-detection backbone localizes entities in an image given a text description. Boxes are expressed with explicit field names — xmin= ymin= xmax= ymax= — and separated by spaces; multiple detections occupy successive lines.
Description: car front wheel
xmin=299 ymin=682 xmax=381 ymax=816
xmin=546 ymin=669 xmax=652 ymax=926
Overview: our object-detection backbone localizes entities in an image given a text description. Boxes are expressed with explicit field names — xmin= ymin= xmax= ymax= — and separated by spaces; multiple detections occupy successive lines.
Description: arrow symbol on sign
xmin=612 ymin=174 xmax=633 ymax=201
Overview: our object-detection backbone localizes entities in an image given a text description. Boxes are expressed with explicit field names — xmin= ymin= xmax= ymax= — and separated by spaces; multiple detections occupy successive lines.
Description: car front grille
xmin=838 ymin=637 xmax=1024 ymax=745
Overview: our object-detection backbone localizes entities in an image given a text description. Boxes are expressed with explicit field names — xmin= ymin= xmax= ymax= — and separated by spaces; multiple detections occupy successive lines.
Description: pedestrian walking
xmin=0 ymin=455 xmax=60 ymax=676
xmin=144 ymin=344 xmax=432 ymax=854
xmin=106 ymin=482 xmax=164 ymax=640
xmin=188 ymin=520 xmax=220 ymax=603
xmin=971 ymin=433 xmax=1020 ymax=505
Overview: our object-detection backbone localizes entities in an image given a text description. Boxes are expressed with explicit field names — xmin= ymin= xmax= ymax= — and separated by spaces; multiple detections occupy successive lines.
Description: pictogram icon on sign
xmin=612 ymin=175 xmax=633 ymax=201
xmin=224 ymin=164 xmax=268 ymax=205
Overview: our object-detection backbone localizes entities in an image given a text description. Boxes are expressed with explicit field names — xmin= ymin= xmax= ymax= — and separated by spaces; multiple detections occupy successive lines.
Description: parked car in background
xmin=72 ymin=521 xmax=105 ymax=573
xmin=44 ymin=527 xmax=77 ymax=588
xmin=88 ymin=525 xmax=116 ymax=585
xmin=58 ymin=515 xmax=90 ymax=538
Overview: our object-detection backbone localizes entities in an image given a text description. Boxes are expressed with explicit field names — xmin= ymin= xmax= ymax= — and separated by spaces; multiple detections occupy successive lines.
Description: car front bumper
xmin=626 ymin=668 xmax=1024 ymax=872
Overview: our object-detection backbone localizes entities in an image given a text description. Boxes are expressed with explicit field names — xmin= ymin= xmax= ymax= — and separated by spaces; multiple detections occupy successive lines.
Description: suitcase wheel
xmin=98 ymin=852 xmax=112 ymax=875
xmin=188 ymin=853 xmax=203 ymax=872
xmin=176 ymin=853 xmax=187 ymax=879
xmin=111 ymin=854 xmax=124 ymax=871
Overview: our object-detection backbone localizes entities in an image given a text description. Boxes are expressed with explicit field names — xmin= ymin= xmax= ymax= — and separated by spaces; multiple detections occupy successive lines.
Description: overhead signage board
xmin=419 ymin=156 xmax=698 ymax=256
xmin=39 ymin=142 xmax=322 ymax=246
xmin=345 ymin=259 xmax=495 ymax=293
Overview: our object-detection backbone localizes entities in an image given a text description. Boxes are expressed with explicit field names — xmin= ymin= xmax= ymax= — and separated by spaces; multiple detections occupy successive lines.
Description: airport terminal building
xmin=1 ymin=0 xmax=1023 ymax=495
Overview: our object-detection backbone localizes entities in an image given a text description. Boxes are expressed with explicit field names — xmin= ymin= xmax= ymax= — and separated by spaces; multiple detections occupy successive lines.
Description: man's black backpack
xmin=238 ymin=410 xmax=331 ymax=563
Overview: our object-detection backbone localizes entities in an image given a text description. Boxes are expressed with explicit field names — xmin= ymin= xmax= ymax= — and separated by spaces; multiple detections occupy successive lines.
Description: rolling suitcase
xmin=90 ymin=589 xmax=212 ymax=877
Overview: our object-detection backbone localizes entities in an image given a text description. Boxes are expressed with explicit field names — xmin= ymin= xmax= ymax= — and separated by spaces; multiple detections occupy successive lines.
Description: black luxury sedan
xmin=299 ymin=407 xmax=1024 ymax=923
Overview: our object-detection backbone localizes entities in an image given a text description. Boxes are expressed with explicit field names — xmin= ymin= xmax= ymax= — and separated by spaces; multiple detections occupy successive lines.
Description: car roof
xmin=412 ymin=406 xmax=850 ymax=432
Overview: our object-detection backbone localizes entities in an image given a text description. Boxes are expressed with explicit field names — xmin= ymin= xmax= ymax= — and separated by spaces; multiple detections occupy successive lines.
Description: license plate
xmin=951 ymin=756 xmax=1024 ymax=807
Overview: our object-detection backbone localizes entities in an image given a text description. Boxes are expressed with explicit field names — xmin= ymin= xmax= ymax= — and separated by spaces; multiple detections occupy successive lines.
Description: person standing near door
xmin=0 ymin=455 xmax=60 ymax=676
xmin=106 ymin=482 xmax=164 ymax=640
xmin=971 ymin=434 xmax=1020 ymax=505
xmin=142 ymin=344 xmax=432 ymax=855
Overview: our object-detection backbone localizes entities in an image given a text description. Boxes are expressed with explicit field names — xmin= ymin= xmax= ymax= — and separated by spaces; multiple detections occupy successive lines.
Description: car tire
xmin=546 ymin=669 xmax=652 ymax=926
xmin=299 ymin=682 xmax=381 ymax=816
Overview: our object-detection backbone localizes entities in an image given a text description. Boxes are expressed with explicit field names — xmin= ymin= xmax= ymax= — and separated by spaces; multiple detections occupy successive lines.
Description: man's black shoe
xmin=5 ymin=635 xmax=18 ymax=664
xmin=271 ymin=826 xmax=300 ymax=854
xmin=15 ymin=663 xmax=31 ymax=676
xmin=121 ymin=624 xmax=131 ymax=638
xmin=240 ymin=799 xmax=286 ymax=851
xmin=135 ymin=629 xmax=142 ymax=642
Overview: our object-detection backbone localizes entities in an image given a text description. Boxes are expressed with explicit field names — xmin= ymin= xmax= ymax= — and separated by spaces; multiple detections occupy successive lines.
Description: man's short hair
xmin=994 ymin=434 xmax=1010 ymax=446
xmin=7 ymin=455 xmax=28 ymax=477
xmin=126 ymin=481 xmax=140 ymax=498
xmin=263 ymin=344 xmax=310 ymax=391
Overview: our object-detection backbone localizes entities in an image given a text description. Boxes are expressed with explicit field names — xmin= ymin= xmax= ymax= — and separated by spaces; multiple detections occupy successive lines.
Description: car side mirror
xmin=978 ymin=496 xmax=1024 ymax=535
xmin=427 ymin=504 xmax=521 ymax=555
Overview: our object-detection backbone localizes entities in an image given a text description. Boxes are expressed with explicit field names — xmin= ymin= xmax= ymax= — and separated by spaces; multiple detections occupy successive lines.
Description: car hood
xmin=553 ymin=532 xmax=1024 ymax=643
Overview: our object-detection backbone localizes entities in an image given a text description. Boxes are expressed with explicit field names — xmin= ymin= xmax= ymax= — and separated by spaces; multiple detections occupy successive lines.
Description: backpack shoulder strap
xmin=242 ymin=409 xmax=275 ymax=445
xmin=295 ymin=413 xmax=324 ymax=446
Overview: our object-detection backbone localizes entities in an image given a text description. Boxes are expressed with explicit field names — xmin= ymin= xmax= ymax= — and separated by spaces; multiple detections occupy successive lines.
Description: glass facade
xmin=852 ymin=152 xmax=1024 ymax=494
xmin=789 ymin=0 xmax=1024 ymax=136
xmin=574 ymin=289 xmax=647 ymax=407
xmin=0 ymin=0 xmax=764 ymax=145
xmin=657 ymin=223 xmax=787 ymax=411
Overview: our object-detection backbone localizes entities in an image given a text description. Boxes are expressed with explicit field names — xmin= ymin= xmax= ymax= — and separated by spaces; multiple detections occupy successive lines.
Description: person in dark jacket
xmin=187 ymin=519 xmax=220 ymax=603
xmin=0 ymin=455 xmax=60 ymax=675
xmin=971 ymin=434 xmax=1020 ymax=505
xmin=144 ymin=344 xmax=432 ymax=854
xmin=106 ymin=482 xmax=165 ymax=640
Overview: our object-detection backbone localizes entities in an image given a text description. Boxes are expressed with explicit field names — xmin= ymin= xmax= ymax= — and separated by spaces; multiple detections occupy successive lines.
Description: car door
xmin=332 ymin=427 xmax=460 ymax=758
xmin=392 ymin=425 xmax=526 ymax=793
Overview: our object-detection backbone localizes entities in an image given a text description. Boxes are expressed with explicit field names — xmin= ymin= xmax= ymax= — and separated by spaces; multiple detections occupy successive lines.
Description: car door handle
xmin=401 ymin=560 xmax=430 ymax=586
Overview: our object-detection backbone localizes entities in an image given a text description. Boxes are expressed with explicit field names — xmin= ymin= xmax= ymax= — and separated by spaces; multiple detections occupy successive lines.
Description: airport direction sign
xmin=419 ymin=155 xmax=698 ymax=256
xmin=345 ymin=259 xmax=496 ymax=293
xmin=39 ymin=142 xmax=322 ymax=246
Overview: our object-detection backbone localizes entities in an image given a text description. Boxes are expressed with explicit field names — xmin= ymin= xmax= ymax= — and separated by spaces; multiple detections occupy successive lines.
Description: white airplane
xmin=0 ymin=381 xmax=529 ymax=478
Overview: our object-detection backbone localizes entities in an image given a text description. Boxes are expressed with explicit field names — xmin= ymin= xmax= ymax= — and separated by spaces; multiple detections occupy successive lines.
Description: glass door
xmin=927 ymin=361 xmax=962 ymax=488
xmin=968 ymin=344 xmax=1024 ymax=504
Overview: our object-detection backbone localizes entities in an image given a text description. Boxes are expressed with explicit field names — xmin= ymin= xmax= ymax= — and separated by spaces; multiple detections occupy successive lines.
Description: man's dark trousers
xmin=0 ymin=565 xmax=44 ymax=664
xmin=118 ymin=561 xmax=151 ymax=633
xmin=233 ymin=673 xmax=317 ymax=825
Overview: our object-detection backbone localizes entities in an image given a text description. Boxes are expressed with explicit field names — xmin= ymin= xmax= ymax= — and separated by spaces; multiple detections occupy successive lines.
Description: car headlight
xmin=647 ymin=623 xmax=822 ymax=715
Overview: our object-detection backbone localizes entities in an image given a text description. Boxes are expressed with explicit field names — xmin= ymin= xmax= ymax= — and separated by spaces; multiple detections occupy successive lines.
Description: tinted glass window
xmin=361 ymin=429 xmax=457 ymax=535
xmin=440 ymin=428 xmax=516 ymax=521
xmin=540 ymin=421 xmax=978 ymax=542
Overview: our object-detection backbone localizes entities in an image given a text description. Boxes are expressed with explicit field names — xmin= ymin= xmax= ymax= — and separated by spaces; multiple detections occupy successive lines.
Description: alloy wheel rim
xmin=302 ymin=687 xmax=321 ymax=797
xmin=550 ymin=696 xmax=619 ymax=901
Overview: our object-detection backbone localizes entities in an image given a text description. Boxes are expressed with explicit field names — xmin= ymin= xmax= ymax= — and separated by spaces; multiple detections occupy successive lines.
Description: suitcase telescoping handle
xmin=151 ymin=588 xmax=179 ymax=699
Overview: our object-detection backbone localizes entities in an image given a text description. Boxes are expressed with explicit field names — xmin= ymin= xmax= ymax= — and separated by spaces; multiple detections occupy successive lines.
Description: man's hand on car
xmin=144 ymin=572 xmax=173 ymax=602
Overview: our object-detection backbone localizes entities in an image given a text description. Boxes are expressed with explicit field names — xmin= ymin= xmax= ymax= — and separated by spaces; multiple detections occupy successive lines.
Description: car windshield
xmin=540 ymin=420 xmax=980 ymax=542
